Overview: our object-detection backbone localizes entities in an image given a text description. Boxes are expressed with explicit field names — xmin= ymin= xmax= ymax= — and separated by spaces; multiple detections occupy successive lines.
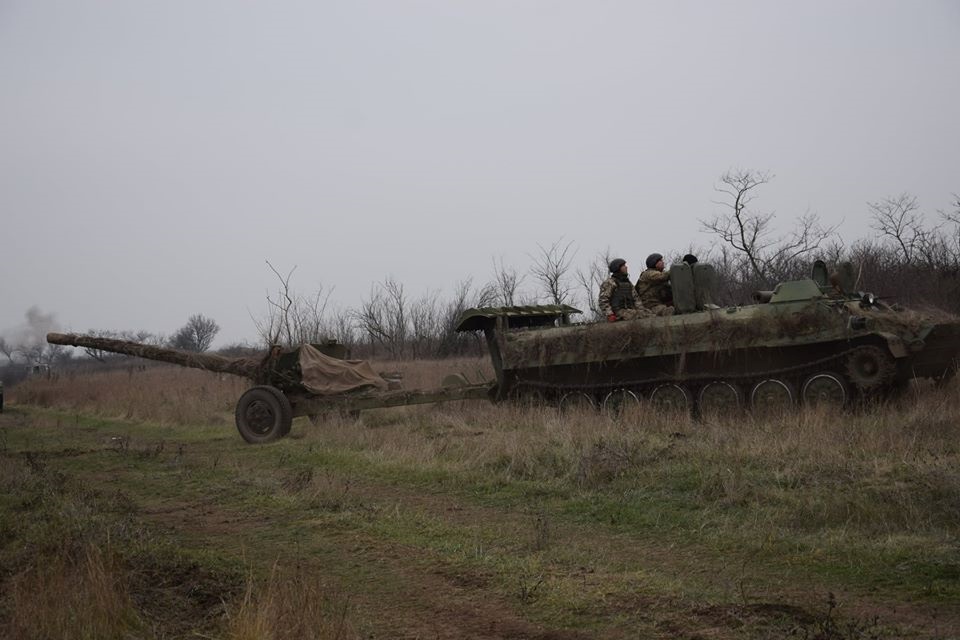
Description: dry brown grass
xmin=4 ymin=361 xmax=959 ymax=637
xmin=6 ymin=543 xmax=143 ymax=640
xmin=224 ymin=562 xmax=359 ymax=640
xmin=284 ymin=378 xmax=960 ymax=538
xmin=12 ymin=365 xmax=246 ymax=425
xmin=9 ymin=357 xmax=492 ymax=425
xmin=0 ymin=439 xmax=361 ymax=640
xmin=11 ymin=358 xmax=960 ymax=546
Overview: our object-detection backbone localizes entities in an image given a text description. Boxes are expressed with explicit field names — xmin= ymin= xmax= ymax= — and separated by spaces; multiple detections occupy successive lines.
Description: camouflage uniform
xmin=635 ymin=269 xmax=675 ymax=316
xmin=599 ymin=274 xmax=648 ymax=320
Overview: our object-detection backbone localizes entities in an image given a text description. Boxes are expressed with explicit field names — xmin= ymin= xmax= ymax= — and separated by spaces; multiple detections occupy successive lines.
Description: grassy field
xmin=1 ymin=362 xmax=959 ymax=639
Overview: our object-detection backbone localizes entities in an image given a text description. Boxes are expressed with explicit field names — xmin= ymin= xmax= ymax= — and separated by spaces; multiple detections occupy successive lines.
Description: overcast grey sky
xmin=2 ymin=1 xmax=958 ymax=346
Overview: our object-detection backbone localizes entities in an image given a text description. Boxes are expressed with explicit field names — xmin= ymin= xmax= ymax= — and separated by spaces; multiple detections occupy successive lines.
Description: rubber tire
xmin=235 ymin=385 xmax=293 ymax=444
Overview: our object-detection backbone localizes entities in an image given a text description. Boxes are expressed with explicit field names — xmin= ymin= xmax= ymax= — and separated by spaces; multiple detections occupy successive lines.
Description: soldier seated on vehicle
xmin=635 ymin=253 xmax=675 ymax=316
xmin=827 ymin=271 xmax=847 ymax=298
xmin=599 ymin=258 xmax=650 ymax=322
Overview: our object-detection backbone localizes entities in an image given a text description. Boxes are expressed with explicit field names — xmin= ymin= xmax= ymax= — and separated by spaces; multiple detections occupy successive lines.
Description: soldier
xmin=598 ymin=258 xmax=649 ymax=322
xmin=635 ymin=253 xmax=675 ymax=316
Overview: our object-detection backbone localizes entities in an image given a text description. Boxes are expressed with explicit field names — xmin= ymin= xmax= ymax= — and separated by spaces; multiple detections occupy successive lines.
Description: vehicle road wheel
xmin=559 ymin=392 xmax=597 ymax=413
xmin=801 ymin=372 xmax=849 ymax=408
xmin=649 ymin=384 xmax=693 ymax=413
xmin=235 ymin=385 xmax=294 ymax=444
xmin=601 ymin=389 xmax=641 ymax=418
xmin=749 ymin=378 xmax=796 ymax=411
xmin=697 ymin=381 xmax=742 ymax=416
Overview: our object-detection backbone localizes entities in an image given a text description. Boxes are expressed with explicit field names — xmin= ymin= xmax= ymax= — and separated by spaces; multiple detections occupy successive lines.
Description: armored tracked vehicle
xmin=454 ymin=261 xmax=960 ymax=415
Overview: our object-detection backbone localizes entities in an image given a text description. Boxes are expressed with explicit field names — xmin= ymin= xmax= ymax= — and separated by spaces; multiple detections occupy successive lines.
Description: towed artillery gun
xmin=44 ymin=333 xmax=491 ymax=444
xmin=47 ymin=260 xmax=960 ymax=443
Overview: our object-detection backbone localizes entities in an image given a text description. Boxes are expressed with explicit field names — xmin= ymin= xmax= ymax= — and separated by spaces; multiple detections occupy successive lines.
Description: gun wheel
xmin=697 ymin=381 xmax=742 ymax=416
xmin=649 ymin=384 xmax=692 ymax=413
xmin=845 ymin=345 xmax=896 ymax=392
xmin=801 ymin=372 xmax=849 ymax=408
xmin=235 ymin=385 xmax=293 ymax=444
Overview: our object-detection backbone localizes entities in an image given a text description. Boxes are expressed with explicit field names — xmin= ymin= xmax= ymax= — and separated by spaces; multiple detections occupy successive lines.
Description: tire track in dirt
xmin=139 ymin=496 xmax=599 ymax=639
xmin=278 ymin=470 xmax=960 ymax=639
xmin=128 ymin=464 xmax=960 ymax=640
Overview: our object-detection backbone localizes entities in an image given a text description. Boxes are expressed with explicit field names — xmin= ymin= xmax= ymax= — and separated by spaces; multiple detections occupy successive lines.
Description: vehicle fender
xmin=876 ymin=332 xmax=909 ymax=358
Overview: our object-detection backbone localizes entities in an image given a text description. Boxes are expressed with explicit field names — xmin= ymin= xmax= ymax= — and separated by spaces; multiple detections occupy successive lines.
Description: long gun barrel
xmin=46 ymin=332 xmax=266 ymax=381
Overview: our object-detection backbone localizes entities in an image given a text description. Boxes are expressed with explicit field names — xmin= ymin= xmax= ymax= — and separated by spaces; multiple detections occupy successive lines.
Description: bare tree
xmin=409 ymin=290 xmax=442 ymax=358
xmin=436 ymin=277 xmax=497 ymax=356
xmin=763 ymin=211 xmax=839 ymax=281
xmin=356 ymin=276 xmax=409 ymax=359
xmin=530 ymin=238 xmax=577 ymax=305
xmin=938 ymin=193 xmax=960 ymax=266
xmin=45 ymin=343 xmax=72 ymax=366
xmin=575 ymin=248 xmax=614 ymax=321
xmin=702 ymin=169 xmax=836 ymax=285
xmin=169 ymin=314 xmax=220 ymax=352
xmin=327 ymin=307 xmax=358 ymax=352
xmin=254 ymin=261 xmax=334 ymax=346
xmin=355 ymin=288 xmax=389 ymax=358
xmin=383 ymin=277 xmax=408 ymax=358
xmin=0 ymin=307 xmax=62 ymax=368
xmin=701 ymin=169 xmax=774 ymax=279
xmin=868 ymin=193 xmax=927 ymax=265
xmin=82 ymin=329 xmax=119 ymax=362
xmin=490 ymin=256 xmax=524 ymax=307
xmin=255 ymin=261 xmax=296 ymax=346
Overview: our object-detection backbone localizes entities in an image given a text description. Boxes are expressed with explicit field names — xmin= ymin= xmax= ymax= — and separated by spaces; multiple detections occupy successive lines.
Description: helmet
xmin=682 ymin=253 xmax=698 ymax=265
xmin=646 ymin=253 xmax=663 ymax=269
xmin=608 ymin=258 xmax=627 ymax=273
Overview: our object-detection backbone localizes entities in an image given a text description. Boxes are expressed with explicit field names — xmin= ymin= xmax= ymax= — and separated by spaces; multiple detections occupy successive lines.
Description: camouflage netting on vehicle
xmin=297 ymin=345 xmax=388 ymax=396
xmin=862 ymin=307 xmax=958 ymax=334
xmin=499 ymin=306 xmax=956 ymax=368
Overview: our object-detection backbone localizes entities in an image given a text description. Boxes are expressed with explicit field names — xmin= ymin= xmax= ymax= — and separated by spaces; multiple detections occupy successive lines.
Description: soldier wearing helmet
xmin=635 ymin=253 xmax=675 ymax=316
xmin=598 ymin=258 xmax=650 ymax=322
